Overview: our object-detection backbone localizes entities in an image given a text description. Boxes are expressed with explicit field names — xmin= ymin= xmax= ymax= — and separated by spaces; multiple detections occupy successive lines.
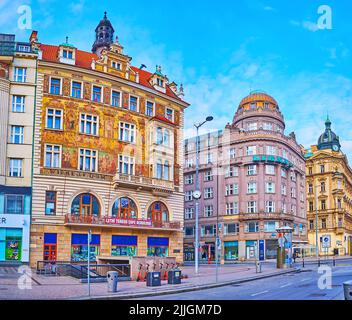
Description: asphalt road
xmin=139 ymin=264 xmax=352 ymax=300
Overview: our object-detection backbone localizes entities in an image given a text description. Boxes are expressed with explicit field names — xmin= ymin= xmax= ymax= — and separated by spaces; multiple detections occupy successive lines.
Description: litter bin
xmin=255 ymin=261 xmax=262 ymax=273
xmin=107 ymin=271 xmax=119 ymax=292
xmin=168 ymin=269 xmax=182 ymax=285
xmin=343 ymin=280 xmax=352 ymax=300
xmin=146 ymin=272 xmax=161 ymax=287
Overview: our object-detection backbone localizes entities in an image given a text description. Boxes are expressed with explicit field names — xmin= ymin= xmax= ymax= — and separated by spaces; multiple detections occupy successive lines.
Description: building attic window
xmin=151 ymin=65 xmax=167 ymax=94
xmin=59 ymin=37 xmax=76 ymax=65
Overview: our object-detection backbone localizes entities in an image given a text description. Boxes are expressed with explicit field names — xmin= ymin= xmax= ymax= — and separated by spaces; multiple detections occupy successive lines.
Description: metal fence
xmin=36 ymin=261 xmax=130 ymax=280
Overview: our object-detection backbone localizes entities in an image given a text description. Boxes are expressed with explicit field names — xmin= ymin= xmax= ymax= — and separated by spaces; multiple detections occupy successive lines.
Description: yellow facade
xmin=306 ymin=146 xmax=352 ymax=256
xmin=28 ymin=21 xmax=188 ymax=267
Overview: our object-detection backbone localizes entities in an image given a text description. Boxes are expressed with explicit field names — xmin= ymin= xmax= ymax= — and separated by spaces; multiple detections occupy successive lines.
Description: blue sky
xmin=1 ymin=0 xmax=352 ymax=159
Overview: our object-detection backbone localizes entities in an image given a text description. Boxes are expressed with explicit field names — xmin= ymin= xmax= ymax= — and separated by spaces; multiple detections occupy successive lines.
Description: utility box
xmin=146 ymin=272 xmax=161 ymax=287
xmin=168 ymin=270 xmax=182 ymax=285
xmin=107 ymin=271 xmax=119 ymax=292
xmin=343 ymin=281 xmax=352 ymax=300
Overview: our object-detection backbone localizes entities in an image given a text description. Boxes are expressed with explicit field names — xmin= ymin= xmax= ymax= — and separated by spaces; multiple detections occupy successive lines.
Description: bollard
xmin=343 ymin=281 xmax=352 ymax=300
xmin=333 ymin=258 xmax=336 ymax=267
xmin=107 ymin=271 xmax=119 ymax=292
xmin=302 ymin=258 xmax=305 ymax=268
xmin=318 ymin=259 xmax=320 ymax=267
xmin=255 ymin=261 xmax=262 ymax=273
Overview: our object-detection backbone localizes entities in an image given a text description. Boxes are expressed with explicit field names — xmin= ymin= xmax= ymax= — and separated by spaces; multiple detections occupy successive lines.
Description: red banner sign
xmin=104 ymin=217 xmax=153 ymax=227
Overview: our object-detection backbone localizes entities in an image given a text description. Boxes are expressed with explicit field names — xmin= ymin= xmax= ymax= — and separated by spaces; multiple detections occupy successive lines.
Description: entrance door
xmin=247 ymin=246 xmax=255 ymax=259
xmin=44 ymin=244 xmax=57 ymax=261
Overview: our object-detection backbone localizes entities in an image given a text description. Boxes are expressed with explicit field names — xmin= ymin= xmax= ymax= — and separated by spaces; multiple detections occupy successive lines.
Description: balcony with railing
xmin=113 ymin=173 xmax=174 ymax=193
xmin=64 ymin=214 xmax=181 ymax=231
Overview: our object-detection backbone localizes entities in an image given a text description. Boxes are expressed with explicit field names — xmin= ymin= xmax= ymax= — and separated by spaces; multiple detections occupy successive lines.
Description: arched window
xmin=148 ymin=202 xmax=169 ymax=223
xmin=71 ymin=193 xmax=100 ymax=217
xmin=112 ymin=197 xmax=137 ymax=219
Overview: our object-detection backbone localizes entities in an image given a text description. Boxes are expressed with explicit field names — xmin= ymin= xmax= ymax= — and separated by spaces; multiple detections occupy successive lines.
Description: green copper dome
xmin=317 ymin=116 xmax=341 ymax=151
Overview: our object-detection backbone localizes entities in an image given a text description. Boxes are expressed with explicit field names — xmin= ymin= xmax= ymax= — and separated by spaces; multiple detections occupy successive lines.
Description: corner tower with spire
xmin=92 ymin=11 xmax=115 ymax=56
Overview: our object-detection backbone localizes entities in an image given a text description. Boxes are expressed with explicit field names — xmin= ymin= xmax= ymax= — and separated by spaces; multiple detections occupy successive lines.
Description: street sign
xmin=321 ymin=235 xmax=331 ymax=248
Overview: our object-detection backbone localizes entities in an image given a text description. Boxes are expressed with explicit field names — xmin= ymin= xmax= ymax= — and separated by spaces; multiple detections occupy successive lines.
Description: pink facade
xmin=183 ymin=92 xmax=307 ymax=262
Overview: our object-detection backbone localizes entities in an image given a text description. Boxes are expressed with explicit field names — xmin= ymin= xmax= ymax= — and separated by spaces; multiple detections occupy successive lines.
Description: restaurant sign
xmin=104 ymin=217 xmax=153 ymax=227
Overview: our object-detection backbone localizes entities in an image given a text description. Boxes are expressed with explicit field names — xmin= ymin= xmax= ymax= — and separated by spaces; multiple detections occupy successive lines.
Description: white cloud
xmin=290 ymin=19 xmax=319 ymax=32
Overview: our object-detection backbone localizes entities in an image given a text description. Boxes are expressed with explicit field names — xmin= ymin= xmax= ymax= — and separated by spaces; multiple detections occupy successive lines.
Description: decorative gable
xmin=58 ymin=37 xmax=76 ymax=65
xmin=150 ymin=65 xmax=168 ymax=94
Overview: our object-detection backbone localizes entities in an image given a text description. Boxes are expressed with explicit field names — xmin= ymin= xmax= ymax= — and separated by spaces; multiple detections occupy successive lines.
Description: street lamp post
xmin=194 ymin=116 xmax=213 ymax=275
xmin=88 ymin=229 xmax=92 ymax=297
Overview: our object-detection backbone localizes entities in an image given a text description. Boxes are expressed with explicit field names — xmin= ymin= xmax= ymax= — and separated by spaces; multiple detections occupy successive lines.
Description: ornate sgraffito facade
xmin=305 ymin=118 xmax=352 ymax=256
xmin=0 ymin=34 xmax=37 ymax=263
xmin=28 ymin=14 xmax=188 ymax=266
xmin=183 ymin=92 xmax=307 ymax=263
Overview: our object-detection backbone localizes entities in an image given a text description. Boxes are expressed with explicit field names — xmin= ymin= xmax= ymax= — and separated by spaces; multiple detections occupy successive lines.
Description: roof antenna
xmin=139 ymin=64 xmax=147 ymax=70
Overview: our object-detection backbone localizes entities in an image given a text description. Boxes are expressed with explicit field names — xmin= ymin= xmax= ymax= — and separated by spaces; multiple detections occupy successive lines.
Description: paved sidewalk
xmin=0 ymin=262 xmax=298 ymax=300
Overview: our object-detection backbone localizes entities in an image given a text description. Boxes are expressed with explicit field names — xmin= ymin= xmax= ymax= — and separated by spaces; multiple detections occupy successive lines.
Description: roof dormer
xmin=58 ymin=37 xmax=76 ymax=65
xmin=150 ymin=65 xmax=168 ymax=94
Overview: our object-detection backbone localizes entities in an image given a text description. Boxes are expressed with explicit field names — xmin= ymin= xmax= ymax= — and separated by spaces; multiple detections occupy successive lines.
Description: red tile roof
xmin=39 ymin=44 xmax=186 ymax=103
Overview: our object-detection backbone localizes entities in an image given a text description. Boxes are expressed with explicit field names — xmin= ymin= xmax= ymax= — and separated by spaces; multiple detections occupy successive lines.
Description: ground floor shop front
xmin=308 ymin=231 xmax=352 ymax=256
xmin=29 ymin=224 xmax=183 ymax=267
xmin=184 ymin=238 xmax=308 ymax=263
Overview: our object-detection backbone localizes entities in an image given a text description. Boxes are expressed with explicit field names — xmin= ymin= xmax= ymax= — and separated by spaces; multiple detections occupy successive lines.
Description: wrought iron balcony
xmin=64 ymin=214 xmax=181 ymax=231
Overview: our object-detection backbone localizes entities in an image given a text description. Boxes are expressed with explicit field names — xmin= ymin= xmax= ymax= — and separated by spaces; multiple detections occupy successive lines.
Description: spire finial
xmin=104 ymin=11 xmax=107 ymax=19
xmin=325 ymin=114 xmax=332 ymax=129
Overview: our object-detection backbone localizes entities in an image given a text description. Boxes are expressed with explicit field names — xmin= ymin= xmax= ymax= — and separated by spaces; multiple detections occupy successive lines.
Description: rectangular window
xmin=50 ymin=78 xmax=61 ymax=95
xmin=129 ymin=95 xmax=138 ymax=112
xmin=266 ymin=145 xmax=276 ymax=156
xmin=80 ymin=114 xmax=98 ymax=136
xmin=281 ymin=184 xmax=287 ymax=195
xmin=224 ymin=223 xmax=239 ymax=235
xmin=266 ymin=182 xmax=275 ymax=193
xmin=309 ymin=220 xmax=314 ymax=230
xmin=111 ymin=61 xmax=121 ymax=70
xmin=225 ymin=166 xmax=239 ymax=177
xmin=118 ymin=155 xmax=135 ymax=175
xmin=5 ymin=195 xmax=24 ymax=214
xmin=204 ymin=205 xmax=213 ymax=217
xmin=247 ymin=146 xmax=257 ymax=155
xmin=321 ymin=219 xmax=327 ymax=229
xmin=111 ymin=90 xmax=121 ymax=107
xmin=245 ymin=222 xmax=259 ymax=233
xmin=263 ymin=122 xmax=273 ymax=131
xmin=265 ymin=201 xmax=275 ymax=213
xmin=111 ymin=235 xmax=137 ymax=257
xmin=46 ymin=108 xmax=62 ymax=130
xmin=247 ymin=122 xmax=257 ymax=131
xmin=247 ymin=201 xmax=257 ymax=213
xmin=147 ymin=237 xmax=169 ymax=257
xmin=247 ymin=164 xmax=257 ymax=175
xmin=45 ymin=191 xmax=57 ymax=215
xmin=10 ymin=126 xmax=24 ymax=144
xmin=281 ymin=168 xmax=287 ymax=178
xmin=204 ymin=188 xmax=213 ymax=199
xmin=320 ymin=165 xmax=325 ymax=173
xmin=119 ymin=122 xmax=136 ymax=143
xmin=201 ymin=225 xmax=216 ymax=236
xmin=9 ymin=159 xmax=23 ymax=177
xmin=264 ymin=221 xmax=278 ymax=233
xmin=185 ymin=191 xmax=193 ymax=202
xmin=79 ymin=149 xmax=97 ymax=172
xmin=185 ymin=207 xmax=194 ymax=219
xmin=146 ymin=101 xmax=154 ymax=116
xmin=92 ymin=85 xmax=102 ymax=103
xmin=229 ymin=148 xmax=236 ymax=159
xmin=204 ymin=170 xmax=213 ymax=182
xmin=247 ymin=182 xmax=257 ymax=194
xmin=165 ymin=107 xmax=174 ymax=122
xmin=185 ymin=175 xmax=194 ymax=185
xmin=12 ymin=95 xmax=25 ymax=112
xmin=226 ymin=202 xmax=239 ymax=215
xmin=71 ymin=81 xmax=82 ymax=98
xmin=14 ymin=67 xmax=27 ymax=82
xmin=45 ymin=145 xmax=61 ymax=168
xmin=265 ymin=165 xmax=275 ymax=175
xmin=63 ymin=50 xmax=73 ymax=59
